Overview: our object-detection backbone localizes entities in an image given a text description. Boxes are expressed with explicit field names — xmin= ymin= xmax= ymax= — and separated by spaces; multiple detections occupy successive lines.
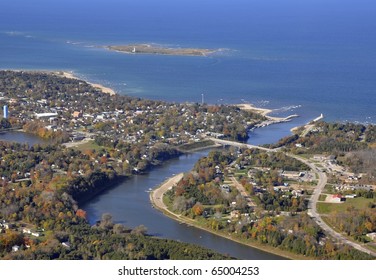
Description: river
xmin=2 ymin=129 xmax=286 ymax=259
xmin=82 ymin=148 xmax=285 ymax=260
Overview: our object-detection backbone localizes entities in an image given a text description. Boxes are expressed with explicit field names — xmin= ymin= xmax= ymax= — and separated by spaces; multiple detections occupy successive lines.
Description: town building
xmin=3 ymin=105 xmax=8 ymax=118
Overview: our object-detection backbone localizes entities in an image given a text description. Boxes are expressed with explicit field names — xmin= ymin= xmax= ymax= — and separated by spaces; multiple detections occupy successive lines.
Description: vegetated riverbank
xmin=150 ymin=174 xmax=309 ymax=260
xmin=177 ymin=140 xmax=221 ymax=153
xmin=0 ymin=134 xmax=233 ymax=260
xmin=0 ymin=69 xmax=288 ymax=259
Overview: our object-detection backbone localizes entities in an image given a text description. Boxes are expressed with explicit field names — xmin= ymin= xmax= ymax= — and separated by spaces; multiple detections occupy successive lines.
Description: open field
xmin=317 ymin=197 xmax=374 ymax=214
xmin=70 ymin=140 xmax=102 ymax=152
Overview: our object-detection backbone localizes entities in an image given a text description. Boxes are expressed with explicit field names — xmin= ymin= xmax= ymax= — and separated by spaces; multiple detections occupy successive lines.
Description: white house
xmin=366 ymin=232 xmax=376 ymax=241
xmin=12 ymin=245 xmax=20 ymax=252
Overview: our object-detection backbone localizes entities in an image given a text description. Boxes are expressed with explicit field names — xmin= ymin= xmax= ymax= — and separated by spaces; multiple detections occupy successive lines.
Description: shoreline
xmin=178 ymin=143 xmax=222 ymax=153
xmin=106 ymin=44 xmax=219 ymax=57
xmin=290 ymin=113 xmax=325 ymax=134
xmin=150 ymin=174 xmax=307 ymax=260
xmin=2 ymin=69 xmax=302 ymax=259
xmin=57 ymin=71 xmax=117 ymax=96
xmin=236 ymin=103 xmax=299 ymax=128
xmin=0 ymin=69 xmax=117 ymax=96
xmin=236 ymin=103 xmax=274 ymax=117
xmin=236 ymin=103 xmax=298 ymax=121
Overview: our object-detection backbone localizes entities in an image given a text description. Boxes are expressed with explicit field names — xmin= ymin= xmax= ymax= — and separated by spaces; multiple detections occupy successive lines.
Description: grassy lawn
xmin=318 ymin=194 xmax=327 ymax=201
xmin=163 ymin=194 xmax=172 ymax=209
xmin=324 ymin=184 xmax=335 ymax=194
xmin=317 ymin=197 xmax=373 ymax=214
xmin=296 ymin=154 xmax=312 ymax=159
xmin=73 ymin=140 xmax=103 ymax=152
xmin=366 ymin=243 xmax=376 ymax=253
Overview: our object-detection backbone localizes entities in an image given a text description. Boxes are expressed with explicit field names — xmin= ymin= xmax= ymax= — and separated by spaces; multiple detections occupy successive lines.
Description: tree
xmin=131 ymin=225 xmax=147 ymax=236
xmin=172 ymin=196 xmax=188 ymax=212
xmin=0 ymin=118 xmax=11 ymax=129
xmin=192 ymin=202 xmax=204 ymax=217
xmin=113 ymin=223 xmax=129 ymax=234
xmin=100 ymin=213 xmax=113 ymax=230
xmin=76 ymin=209 xmax=87 ymax=220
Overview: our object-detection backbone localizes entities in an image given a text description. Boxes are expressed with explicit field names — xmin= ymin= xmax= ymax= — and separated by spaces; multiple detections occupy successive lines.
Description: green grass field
xmin=323 ymin=184 xmax=335 ymax=194
xmin=73 ymin=140 xmax=103 ymax=152
xmin=318 ymin=194 xmax=327 ymax=201
xmin=317 ymin=197 xmax=373 ymax=214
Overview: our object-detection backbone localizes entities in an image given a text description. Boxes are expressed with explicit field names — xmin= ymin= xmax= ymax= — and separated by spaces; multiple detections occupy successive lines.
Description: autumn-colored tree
xmin=99 ymin=156 xmax=108 ymax=164
xmin=174 ymin=185 xmax=185 ymax=197
xmin=192 ymin=202 xmax=204 ymax=217
xmin=0 ymin=230 xmax=24 ymax=251
xmin=324 ymin=239 xmax=336 ymax=256
xmin=76 ymin=209 xmax=87 ymax=220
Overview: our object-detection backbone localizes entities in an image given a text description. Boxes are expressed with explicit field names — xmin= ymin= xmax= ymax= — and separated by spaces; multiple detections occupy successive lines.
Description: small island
xmin=107 ymin=44 xmax=218 ymax=56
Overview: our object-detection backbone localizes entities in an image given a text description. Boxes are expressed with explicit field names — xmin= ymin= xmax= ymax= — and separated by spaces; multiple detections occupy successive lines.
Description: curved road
xmin=291 ymin=155 xmax=376 ymax=257
xmin=210 ymin=137 xmax=376 ymax=257
xmin=151 ymin=173 xmax=184 ymax=216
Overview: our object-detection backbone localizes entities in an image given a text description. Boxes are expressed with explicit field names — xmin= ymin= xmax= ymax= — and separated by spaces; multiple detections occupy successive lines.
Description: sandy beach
xmin=236 ymin=103 xmax=299 ymax=127
xmin=236 ymin=103 xmax=273 ymax=117
xmin=58 ymin=71 xmax=116 ymax=96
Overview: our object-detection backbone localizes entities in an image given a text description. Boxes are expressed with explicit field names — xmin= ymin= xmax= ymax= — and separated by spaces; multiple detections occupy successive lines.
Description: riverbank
xmin=150 ymin=174 xmax=312 ymax=260
xmin=177 ymin=140 xmax=222 ymax=153
xmin=290 ymin=113 xmax=325 ymax=135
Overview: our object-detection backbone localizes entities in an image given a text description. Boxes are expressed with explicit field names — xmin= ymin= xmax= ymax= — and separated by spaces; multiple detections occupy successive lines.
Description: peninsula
xmin=236 ymin=103 xmax=299 ymax=128
xmin=151 ymin=121 xmax=376 ymax=260
xmin=107 ymin=44 xmax=218 ymax=56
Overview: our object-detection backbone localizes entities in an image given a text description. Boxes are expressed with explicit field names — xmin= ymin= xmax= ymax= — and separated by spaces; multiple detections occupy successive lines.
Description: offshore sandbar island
xmin=106 ymin=44 xmax=220 ymax=56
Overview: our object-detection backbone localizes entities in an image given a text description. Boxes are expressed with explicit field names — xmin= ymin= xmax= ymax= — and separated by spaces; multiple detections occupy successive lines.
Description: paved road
xmin=210 ymin=138 xmax=376 ymax=257
xmin=208 ymin=137 xmax=273 ymax=152
xmin=229 ymin=176 xmax=256 ymax=207
xmin=150 ymin=173 xmax=184 ymax=213
xmin=288 ymin=154 xmax=376 ymax=257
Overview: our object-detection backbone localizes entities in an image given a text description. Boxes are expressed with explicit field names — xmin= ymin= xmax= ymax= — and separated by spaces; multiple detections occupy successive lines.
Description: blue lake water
xmin=1 ymin=0 xmax=375 ymax=259
xmin=1 ymin=0 xmax=376 ymax=132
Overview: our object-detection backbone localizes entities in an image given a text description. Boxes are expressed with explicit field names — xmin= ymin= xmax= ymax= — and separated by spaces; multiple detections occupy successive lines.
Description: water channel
xmin=1 ymin=128 xmax=290 ymax=260
xmin=82 ymin=149 xmax=285 ymax=260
